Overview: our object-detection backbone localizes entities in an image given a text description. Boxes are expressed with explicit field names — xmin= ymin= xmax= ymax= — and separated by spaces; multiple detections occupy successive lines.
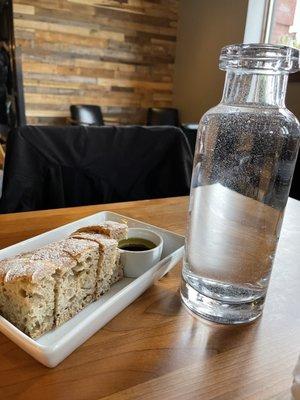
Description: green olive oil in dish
xmin=118 ymin=238 xmax=156 ymax=252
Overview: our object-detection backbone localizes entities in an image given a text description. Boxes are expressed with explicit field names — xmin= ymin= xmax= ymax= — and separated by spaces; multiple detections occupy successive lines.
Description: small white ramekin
xmin=120 ymin=228 xmax=163 ymax=278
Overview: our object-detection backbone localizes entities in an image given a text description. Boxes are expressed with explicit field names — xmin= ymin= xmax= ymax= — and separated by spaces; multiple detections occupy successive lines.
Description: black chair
xmin=70 ymin=105 xmax=104 ymax=126
xmin=147 ymin=107 xmax=180 ymax=127
xmin=0 ymin=125 xmax=192 ymax=212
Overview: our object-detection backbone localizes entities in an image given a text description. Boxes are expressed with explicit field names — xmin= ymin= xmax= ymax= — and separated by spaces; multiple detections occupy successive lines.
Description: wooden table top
xmin=0 ymin=196 xmax=299 ymax=400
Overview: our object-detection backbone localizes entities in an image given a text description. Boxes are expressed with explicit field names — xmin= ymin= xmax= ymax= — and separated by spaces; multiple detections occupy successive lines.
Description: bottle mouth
xmin=219 ymin=43 xmax=300 ymax=73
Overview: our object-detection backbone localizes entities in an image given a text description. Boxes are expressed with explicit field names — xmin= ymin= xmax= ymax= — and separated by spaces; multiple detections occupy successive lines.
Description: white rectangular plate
xmin=0 ymin=211 xmax=184 ymax=367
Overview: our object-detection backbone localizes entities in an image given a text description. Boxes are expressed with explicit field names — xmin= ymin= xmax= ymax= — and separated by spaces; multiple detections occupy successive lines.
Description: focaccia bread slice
xmin=0 ymin=258 xmax=56 ymax=338
xmin=109 ymin=253 xmax=124 ymax=285
xmin=70 ymin=232 xmax=119 ymax=298
xmin=25 ymin=238 xmax=99 ymax=326
xmin=23 ymin=243 xmax=78 ymax=327
xmin=58 ymin=238 xmax=99 ymax=320
xmin=73 ymin=221 xmax=128 ymax=242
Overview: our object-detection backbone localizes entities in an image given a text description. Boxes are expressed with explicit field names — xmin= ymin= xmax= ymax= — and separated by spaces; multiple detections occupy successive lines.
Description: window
xmin=244 ymin=0 xmax=300 ymax=80
xmin=270 ymin=0 xmax=300 ymax=48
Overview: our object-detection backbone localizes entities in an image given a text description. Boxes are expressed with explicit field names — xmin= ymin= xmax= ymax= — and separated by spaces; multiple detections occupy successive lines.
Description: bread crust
xmin=73 ymin=221 xmax=128 ymax=241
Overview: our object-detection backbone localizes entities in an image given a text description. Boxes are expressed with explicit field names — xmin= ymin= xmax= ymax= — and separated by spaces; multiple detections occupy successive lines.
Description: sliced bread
xmin=0 ymin=258 xmax=56 ymax=338
xmin=27 ymin=239 xmax=99 ymax=326
xmin=70 ymin=232 xmax=119 ymax=298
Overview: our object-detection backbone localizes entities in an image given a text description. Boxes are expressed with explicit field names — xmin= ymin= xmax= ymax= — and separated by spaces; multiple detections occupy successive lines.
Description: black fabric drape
xmin=0 ymin=125 xmax=193 ymax=213
xmin=0 ymin=47 xmax=9 ymax=127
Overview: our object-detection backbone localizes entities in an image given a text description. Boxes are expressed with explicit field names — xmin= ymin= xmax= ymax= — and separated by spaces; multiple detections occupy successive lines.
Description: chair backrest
xmin=70 ymin=105 xmax=104 ymax=126
xmin=147 ymin=107 xmax=179 ymax=127
xmin=0 ymin=125 xmax=192 ymax=213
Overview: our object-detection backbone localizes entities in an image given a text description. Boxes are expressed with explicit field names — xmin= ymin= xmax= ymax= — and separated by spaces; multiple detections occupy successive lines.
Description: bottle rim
xmin=219 ymin=43 xmax=300 ymax=73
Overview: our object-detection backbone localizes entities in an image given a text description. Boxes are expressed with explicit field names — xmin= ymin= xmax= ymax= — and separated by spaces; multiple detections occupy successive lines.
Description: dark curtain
xmin=0 ymin=125 xmax=193 ymax=213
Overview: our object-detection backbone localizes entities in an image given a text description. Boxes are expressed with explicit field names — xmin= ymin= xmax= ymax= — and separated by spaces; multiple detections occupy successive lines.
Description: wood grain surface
xmin=0 ymin=196 xmax=300 ymax=400
xmin=13 ymin=0 xmax=179 ymax=125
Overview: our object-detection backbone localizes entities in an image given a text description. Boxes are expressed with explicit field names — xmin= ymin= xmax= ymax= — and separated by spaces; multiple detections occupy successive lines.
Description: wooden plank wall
xmin=13 ymin=0 xmax=179 ymax=125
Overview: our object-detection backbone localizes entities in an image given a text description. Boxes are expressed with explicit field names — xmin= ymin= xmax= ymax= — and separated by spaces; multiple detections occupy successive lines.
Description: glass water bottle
xmin=181 ymin=44 xmax=300 ymax=324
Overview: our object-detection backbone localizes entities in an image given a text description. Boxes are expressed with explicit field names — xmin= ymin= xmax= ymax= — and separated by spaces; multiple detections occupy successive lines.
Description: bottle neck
xmin=221 ymin=70 xmax=288 ymax=108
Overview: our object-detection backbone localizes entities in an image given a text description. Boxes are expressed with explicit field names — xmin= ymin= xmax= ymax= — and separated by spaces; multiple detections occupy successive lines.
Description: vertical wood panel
xmin=13 ymin=0 xmax=179 ymax=125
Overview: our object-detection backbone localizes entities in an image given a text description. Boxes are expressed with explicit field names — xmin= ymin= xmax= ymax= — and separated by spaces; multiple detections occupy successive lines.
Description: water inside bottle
xmin=183 ymin=183 xmax=283 ymax=303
